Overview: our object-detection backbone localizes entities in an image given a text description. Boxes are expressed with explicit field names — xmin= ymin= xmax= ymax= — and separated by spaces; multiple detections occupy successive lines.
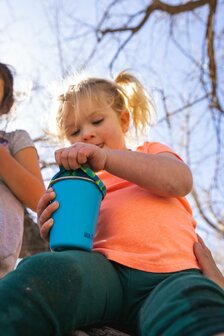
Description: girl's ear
xmin=120 ymin=110 xmax=130 ymax=133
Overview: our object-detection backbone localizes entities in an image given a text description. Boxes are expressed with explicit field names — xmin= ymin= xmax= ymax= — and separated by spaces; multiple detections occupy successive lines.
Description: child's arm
xmin=55 ymin=143 xmax=192 ymax=197
xmin=194 ymin=235 xmax=224 ymax=289
xmin=0 ymin=145 xmax=45 ymax=211
xmin=104 ymin=149 xmax=192 ymax=197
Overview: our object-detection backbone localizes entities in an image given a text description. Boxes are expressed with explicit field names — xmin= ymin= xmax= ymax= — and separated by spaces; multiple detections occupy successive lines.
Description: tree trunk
xmin=19 ymin=210 xmax=50 ymax=258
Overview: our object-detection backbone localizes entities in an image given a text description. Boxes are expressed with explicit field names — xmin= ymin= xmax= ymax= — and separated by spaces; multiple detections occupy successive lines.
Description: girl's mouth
xmin=97 ymin=143 xmax=104 ymax=148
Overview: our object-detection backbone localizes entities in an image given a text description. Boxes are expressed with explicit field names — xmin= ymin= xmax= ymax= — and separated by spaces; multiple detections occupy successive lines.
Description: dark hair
xmin=0 ymin=63 xmax=14 ymax=115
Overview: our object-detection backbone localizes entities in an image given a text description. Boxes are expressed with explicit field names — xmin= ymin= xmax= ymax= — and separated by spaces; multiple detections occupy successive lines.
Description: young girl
xmin=0 ymin=70 xmax=223 ymax=336
xmin=0 ymin=62 xmax=45 ymax=278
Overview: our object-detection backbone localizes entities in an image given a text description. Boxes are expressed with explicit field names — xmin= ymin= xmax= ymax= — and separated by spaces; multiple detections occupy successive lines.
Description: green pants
xmin=0 ymin=250 xmax=223 ymax=335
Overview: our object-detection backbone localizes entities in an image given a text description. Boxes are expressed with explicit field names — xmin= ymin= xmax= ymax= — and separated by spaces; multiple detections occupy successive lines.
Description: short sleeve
xmin=8 ymin=130 xmax=35 ymax=156
xmin=136 ymin=141 xmax=183 ymax=161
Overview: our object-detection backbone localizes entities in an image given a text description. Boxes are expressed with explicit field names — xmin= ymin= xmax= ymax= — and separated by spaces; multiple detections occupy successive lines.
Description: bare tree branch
xmin=191 ymin=188 xmax=224 ymax=234
xmin=206 ymin=0 xmax=223 ymax=112
xmin=98 ymin=0 xmax=210 ymax=36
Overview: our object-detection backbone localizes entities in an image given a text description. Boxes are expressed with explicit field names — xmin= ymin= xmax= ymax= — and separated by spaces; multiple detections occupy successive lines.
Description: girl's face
xmin=64 ymin=96 xmax=130 ymax=150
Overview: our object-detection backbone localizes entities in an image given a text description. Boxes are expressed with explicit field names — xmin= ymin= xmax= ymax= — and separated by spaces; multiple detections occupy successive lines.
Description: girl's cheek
xmin=69 ymin=137 xmax=78 ymax=145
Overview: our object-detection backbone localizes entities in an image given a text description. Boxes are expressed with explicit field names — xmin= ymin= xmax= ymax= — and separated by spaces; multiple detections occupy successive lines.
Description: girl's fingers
xmin=57 ymin=148 xmax=71 ymax=170
xmin=54 ymin=143 xmax=102 ymax=171
xmin=55 ymin=145 xmax=86 ymax=170
xmin=193 ymin=242 xmax=209 ymax=264
xmin=67 ymin=146 xmax=81 ymax=169
xmin=37 ymin=188 xmax=59 ymax=241
xmin=37 ymin=189 xmax=55 ymax=218
xmin=194 ymin=234 xmax=212 ymax=265
xmin=55 ymin=147 xmax=76 ymax=170
xmin=40 ymin=218 xmax=54 ymax=241
xmin=196 ymin=234 xmax=208 ymax=251
xmin=76 ymin=148 xmax=88 ymax=165
xmin=38 ymin=200 xmax=59 ymax=229
xmin=55 ymin=149 xmax=63 ymax=167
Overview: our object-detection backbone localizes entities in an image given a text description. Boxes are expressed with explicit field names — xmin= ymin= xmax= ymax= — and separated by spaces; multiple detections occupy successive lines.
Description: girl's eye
xmin=92 ymin=118 xmax=104 ymax=125
xmin=71 ymin=129 xmax=80 ymax=136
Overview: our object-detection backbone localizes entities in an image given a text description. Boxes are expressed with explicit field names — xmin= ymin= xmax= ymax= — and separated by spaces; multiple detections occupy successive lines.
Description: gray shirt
xmin=0 ymin=130 xmax=35 ymax=277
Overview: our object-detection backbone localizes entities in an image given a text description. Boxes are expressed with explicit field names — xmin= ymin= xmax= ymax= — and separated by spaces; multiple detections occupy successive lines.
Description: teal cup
xmin=48 ymin=166 xmax=106 ymax=251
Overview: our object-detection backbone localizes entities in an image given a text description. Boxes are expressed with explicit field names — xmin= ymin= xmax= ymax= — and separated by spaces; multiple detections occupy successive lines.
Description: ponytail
xmin=114 ymin=70 xmax=152 ymax=133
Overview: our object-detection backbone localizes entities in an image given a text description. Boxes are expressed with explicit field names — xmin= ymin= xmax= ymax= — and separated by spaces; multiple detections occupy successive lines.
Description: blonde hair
xmin=55 ymin=70 xmax=153 ymax=140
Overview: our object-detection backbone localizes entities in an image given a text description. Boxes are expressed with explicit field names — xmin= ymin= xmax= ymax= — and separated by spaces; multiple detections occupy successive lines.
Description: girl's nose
xmin=82 ymin=127 xmax=96 ymax=141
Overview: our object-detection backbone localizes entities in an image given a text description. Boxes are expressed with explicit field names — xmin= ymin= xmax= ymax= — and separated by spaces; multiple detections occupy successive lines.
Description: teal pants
xmin=0 ymin=250 xmax=224 ymax=335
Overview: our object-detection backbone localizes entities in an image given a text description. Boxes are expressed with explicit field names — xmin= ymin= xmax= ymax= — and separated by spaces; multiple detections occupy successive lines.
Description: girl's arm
xmin=104 ymin=149 xmax=192 ymax=197
xmin=55 ymin=143 xmax=193 ymax=198
xmin=0 ymin=145 xmax=45 ymax=211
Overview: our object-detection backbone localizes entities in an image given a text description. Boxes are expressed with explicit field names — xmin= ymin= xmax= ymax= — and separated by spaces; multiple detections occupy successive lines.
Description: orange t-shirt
xmin=93 ymin=142 xmax=199 ymax=273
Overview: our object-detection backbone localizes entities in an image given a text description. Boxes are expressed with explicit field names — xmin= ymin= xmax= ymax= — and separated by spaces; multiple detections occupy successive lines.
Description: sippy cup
xmin=48 ymin=165 xmax=106 ymax=251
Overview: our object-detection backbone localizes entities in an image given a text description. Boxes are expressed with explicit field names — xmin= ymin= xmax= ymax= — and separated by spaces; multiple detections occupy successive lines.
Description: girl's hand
xmin=37 ymin=188 xmax=59 ymax=241
xmin=194 ymin=234 xmax=224 ymax=289
xmin=55 ymin=142 xmax=108 ymax=172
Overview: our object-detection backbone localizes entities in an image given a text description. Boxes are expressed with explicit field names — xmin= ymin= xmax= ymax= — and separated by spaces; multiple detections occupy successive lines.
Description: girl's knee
xmin=15 ymin=251 xmax=88 ymax=302
xmin=18 ymin=251 xmax=85 ymax=279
